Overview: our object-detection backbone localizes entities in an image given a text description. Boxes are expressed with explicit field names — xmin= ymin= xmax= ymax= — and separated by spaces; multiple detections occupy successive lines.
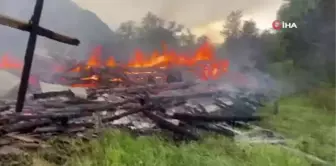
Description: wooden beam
xmin=15 ymin=0 xmax=44 ymax=113
xmin=0 ymin=14 xmax=80 ymax=46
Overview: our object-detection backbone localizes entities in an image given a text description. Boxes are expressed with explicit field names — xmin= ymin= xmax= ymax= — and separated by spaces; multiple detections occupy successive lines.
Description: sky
xmin=72 ymin=0 xmax=284 ymax=43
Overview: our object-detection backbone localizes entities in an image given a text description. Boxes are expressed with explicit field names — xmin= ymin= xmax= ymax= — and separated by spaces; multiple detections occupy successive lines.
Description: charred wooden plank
xmin=64 ymin=98 xmax=102 ymax=105
xmin=0 ymin=14 xmax=80 ymax=45
xmin=32 ymin=90 xmax=75 ymax=99
xmin=102 ymin=109 xmax=143 ymax=123
xmin=13 ymin=111 xmax=92 ymax=121
xmin=142 ymin=110 xmax=199 ymax=141
xmin=172 ymin=113 xmax=262 ymax=122
xmin=45 ymin=100 xmax=130 ymax=112
xmin=33 ymin=126 xmax=65 ymax=133
xmin=0 ymin=119 xmax=52 ymax=135
xmin=43 ymin=102 xmax=70 ymax=108
xmin=150 ymin=91 xmax=225 ymax=101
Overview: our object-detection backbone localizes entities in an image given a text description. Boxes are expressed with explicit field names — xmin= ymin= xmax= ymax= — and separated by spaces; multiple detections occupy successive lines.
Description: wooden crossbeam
xmin=4 ymin=0 xmax=81 ymax=113
xmin=0 ymin=14 xmax=80 ymax=46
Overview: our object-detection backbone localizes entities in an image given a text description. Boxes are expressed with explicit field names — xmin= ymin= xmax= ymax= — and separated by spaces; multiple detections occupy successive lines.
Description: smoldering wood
xmin=0 ymin=14 xmax=80 ymax=46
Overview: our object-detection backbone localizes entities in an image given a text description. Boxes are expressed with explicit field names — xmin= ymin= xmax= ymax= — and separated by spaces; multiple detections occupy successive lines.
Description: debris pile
xmin=0 ymin=81 xmax=271 ymax=143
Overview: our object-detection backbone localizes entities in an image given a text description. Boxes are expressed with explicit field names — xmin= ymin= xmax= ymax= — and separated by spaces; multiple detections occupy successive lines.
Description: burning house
xmin=62 ymin=43 xmax=230 ymax=88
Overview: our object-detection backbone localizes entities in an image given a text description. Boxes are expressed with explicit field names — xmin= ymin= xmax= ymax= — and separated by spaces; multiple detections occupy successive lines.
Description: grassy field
xmin=33 ymin=88 xmax=335 ymax=166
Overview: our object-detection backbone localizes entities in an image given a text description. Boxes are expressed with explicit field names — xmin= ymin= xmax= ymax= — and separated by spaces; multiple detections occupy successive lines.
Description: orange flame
xmin=106 ymin=56 xmax=116 ymax=67
xmin=124 ymin=42 xmax=218 ymax=69
xmin=70 ymin=42 xmax=229 ymax=84
xmin=81 ymin=75 xmax=99 ymax=81
xmin=0 ymin=54 xmax=23 ymax=69
xmin=0 ymin=54 xmax=40 ymax=86
xmin=0 ymin=42 xmax=229 ymax=88
xmin=86 ymin=46 xmax=102 ymax=67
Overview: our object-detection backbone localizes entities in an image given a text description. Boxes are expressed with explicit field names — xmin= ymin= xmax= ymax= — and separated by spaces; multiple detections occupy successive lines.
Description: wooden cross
xmin=0 ymin=0 xmax=80 ymax=112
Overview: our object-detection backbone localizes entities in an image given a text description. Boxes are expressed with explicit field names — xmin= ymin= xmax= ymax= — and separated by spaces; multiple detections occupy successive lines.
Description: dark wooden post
xmin=15 ymin=0 xmax=44 ymax=113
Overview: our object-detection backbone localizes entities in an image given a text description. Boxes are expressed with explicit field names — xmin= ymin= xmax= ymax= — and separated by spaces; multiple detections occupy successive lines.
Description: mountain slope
xmin=0 ymin=0 xmax=115 ymax=59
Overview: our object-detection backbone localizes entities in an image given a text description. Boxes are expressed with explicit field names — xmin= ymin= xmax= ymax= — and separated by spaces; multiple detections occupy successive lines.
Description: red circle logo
xmin=272 ymin=20 xmax=282 ymax=30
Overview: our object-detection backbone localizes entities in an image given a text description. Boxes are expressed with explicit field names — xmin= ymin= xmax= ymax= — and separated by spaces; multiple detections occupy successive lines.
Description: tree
xmin=179 ymin=29 xmax=196 ymax=47
xmin=241 ymin=20 xmax=258 ymax=37
xmin=136 ymin=12 xmax=184 ymax=52
xmin=276 ymin=0 xmax=335 ymax=85
xmin=116 ymin=21 xmax=138 ymax=40
xmin=220 ymin=10 xmax=243 ymax=39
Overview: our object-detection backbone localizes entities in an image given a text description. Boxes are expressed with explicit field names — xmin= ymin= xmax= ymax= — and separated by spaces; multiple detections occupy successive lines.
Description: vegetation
xmin=89 ymin=0 xmax=334 ymax=90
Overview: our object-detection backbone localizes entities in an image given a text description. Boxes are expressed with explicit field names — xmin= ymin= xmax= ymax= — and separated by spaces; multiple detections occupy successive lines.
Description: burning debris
xmin=61 ymin=43 xmax=229 ymax=88
xmin=0 ymin=41 xmax=283 ymax=148
xmin=0 ymin=79 xmax=283 ymax=148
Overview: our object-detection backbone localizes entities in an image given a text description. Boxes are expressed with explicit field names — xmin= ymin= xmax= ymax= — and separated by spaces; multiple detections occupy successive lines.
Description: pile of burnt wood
xmin=0 ymin=81 xmax=271 ymax=146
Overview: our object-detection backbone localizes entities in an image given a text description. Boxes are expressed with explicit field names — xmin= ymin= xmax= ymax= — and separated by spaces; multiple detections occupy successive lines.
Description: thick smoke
xmin=72 ymin=0 xmax=282 ymax=28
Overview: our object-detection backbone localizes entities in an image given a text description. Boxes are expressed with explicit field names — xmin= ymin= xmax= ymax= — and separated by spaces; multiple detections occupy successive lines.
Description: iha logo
xmin=272 ymin=20 xmax=298 ymax=30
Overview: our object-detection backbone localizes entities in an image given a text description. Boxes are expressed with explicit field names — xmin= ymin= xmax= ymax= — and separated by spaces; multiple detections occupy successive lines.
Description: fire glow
xmin=69 ymin=42 xmax=229 ymax=86
xmin=0 ymin=53 xmax=40 ymax=85
xmin=0 ymin=42 xmax=230 ymax=88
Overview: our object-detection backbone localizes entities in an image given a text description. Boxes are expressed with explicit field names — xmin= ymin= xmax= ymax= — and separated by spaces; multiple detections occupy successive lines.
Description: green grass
xmin=61 ymin=132 xmax=312 ymax=166
xmin=258 ymin=88 xmax=335 ymax=163
xmin=34 ymin=88 xmax=335 ymax=166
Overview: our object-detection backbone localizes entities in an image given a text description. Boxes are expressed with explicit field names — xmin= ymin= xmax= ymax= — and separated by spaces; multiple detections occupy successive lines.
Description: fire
xmin=70 ymin=66 xmax=81 ymax=72
xmin=0 ymin=54 xmax=41 ymax=86
xmin=106 ymin=56 xmax=116 ymax=67
xmin=110 ymin=78 xmax=123 ymax=82
xmin=81 ymin=75 xmax=99 ymax=81
xmin=0 ymin=41 xmax=230 ymax=89
xmin=123 ymin=42 xmax=223 ymax=70
xmin=67 ymin=42 xmax=229 ymax=87
xmin=86 ymin=46 xmax=101 ymax=67
xmin=71 ymin=83 xmax=97 ymax=88
xmin=0 ymin=53 xmax=23 ymax=69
